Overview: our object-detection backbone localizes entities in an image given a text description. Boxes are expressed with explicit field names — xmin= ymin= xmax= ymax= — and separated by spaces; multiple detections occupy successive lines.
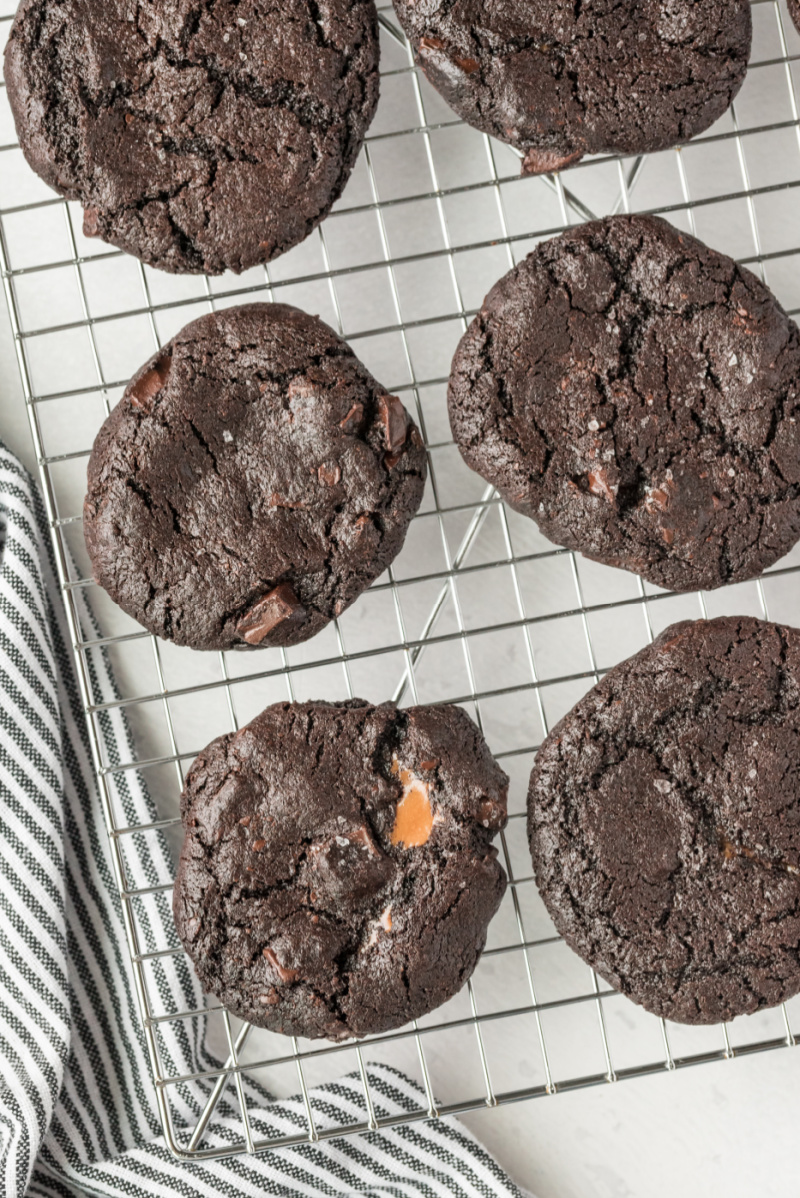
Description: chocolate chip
xmin=129 ymin=354 xmax=173 ymax=411
xmin=377 ymin=394 xmax=408 ymax=452
xmin=477 ymin=797 xmax=505 ymax=829
xmin=349 ymin=824 xmax=381 ymax=857
xmin=237 ymin=583 xmax=305 ymax=646
xmin=645 ymin=487 xmax=673 ymax=514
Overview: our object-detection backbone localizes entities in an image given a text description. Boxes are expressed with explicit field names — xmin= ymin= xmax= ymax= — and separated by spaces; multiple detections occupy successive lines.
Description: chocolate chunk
xmin=237 ymin=583 xmax=305 ymax=646
xmin=522 ymin=146 xmax=583 ymax=176
xmin=262 ymin=948 xmax=299 ymax=984
xmin=317 ymin=463 xmax=341 ymax=487
xmin=377 ymin=394 xmax=408 ymax=452
xmin=587 ymin=468 xmax=614 ymax=504
xmin=82 ymin=206 xmax=100 ymax=237
xmin=339 ymin=402 xmax=364 ymax=433
xmin=129 ymin=354 xmax=172 ymax=410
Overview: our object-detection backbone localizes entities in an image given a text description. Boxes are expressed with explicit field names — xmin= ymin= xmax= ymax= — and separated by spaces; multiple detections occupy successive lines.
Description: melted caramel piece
xmin=390 ymin=758 xmax=434 ymax=848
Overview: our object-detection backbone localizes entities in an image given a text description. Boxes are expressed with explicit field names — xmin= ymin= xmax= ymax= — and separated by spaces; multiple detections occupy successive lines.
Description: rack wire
xmin=3 ymin=0 xmax=800 ymax=1161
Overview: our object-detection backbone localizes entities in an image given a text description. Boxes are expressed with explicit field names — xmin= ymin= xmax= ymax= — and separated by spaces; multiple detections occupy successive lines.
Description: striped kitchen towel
xmin=0 ymin=440 xmax=530 ymax=1198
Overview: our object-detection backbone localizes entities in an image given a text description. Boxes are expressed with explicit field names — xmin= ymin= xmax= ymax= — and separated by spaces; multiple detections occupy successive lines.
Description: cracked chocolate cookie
xmin=4 ymin=0 xmax=379 ymax=274
xmin=529 ymin=616 xmax=800 ymax=1025
xmin=449 ymin=214 xmax=800 ymax=592
xmin=392 ymin=0 xmax=751 ymax=175
xmin=84 ymin=303 xmax=426 ymax=650
xmin=173 ymin=699 xmax=509 ymax=1039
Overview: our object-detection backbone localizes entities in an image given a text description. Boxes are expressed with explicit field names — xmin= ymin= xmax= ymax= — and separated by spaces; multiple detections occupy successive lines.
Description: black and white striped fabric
xmin=0 ymin=441 xmax=529 ymax=1198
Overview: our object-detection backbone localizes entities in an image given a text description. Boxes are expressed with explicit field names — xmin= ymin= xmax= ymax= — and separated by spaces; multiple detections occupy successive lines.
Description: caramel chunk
xmin=129 ymin=354 xmax=172 ymax=410
xmin=236 ymin=583 xmax=305 ymax=645
xmin=390 ymin=757 xmax=434 ymax=848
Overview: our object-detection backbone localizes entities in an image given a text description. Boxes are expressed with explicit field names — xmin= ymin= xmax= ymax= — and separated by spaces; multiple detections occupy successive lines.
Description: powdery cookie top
xmin=529 ymin=616 xmax=800 ymax=1025
xmin=449 ymin=215 xmax=800 ymax=593
xmin=173 ymin=700 xmax=509 ymax=1040
xmin=4 ymin=0 xmax=379 ymax=274
xmin=84 ymin=304 xmax=426 ymax=651
xmin=392 ymin=0 xmax=751 ymax=175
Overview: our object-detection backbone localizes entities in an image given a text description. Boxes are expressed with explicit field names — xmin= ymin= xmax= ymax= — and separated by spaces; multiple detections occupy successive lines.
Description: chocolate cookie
xmin=392 ymin=0 xmax=751 ymax=175
xmin=449 ymin=214 xmax=800 ymax=593
xmin=4 ymin=0 xmax=379 ymax=274
xmin=84 ymin=304 xmax=426 ymax=650
xmin=173 ymin=700 xmax=508 ymax=1039
xmin=529 ymin=616 xmax=800 ymax=1025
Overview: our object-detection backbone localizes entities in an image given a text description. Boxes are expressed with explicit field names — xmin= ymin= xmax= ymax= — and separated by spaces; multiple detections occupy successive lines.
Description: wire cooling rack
xmin=4 ymin=0 xmax=800 ymax=1162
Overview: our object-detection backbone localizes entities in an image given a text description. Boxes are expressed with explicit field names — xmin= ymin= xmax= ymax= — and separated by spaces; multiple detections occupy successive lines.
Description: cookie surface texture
xmin=4 ymin=0 xmax=379 ymax=273
xmin=84 ymin=303 xmax=427 ymax=650
xmin=448 ymin=214 xmax=800 ymax=592
xmin=529 ymin=616 xmax=800 ymax=1024
xmin=174 ymin=700 xmax=509 ymax=1039
xmin=391 ymin=0 xmax=751 ymax=174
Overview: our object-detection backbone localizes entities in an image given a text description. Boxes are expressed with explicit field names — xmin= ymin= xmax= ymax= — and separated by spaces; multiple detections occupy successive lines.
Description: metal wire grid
xmin=3 ymin=0 xmax=800 ymax=1161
